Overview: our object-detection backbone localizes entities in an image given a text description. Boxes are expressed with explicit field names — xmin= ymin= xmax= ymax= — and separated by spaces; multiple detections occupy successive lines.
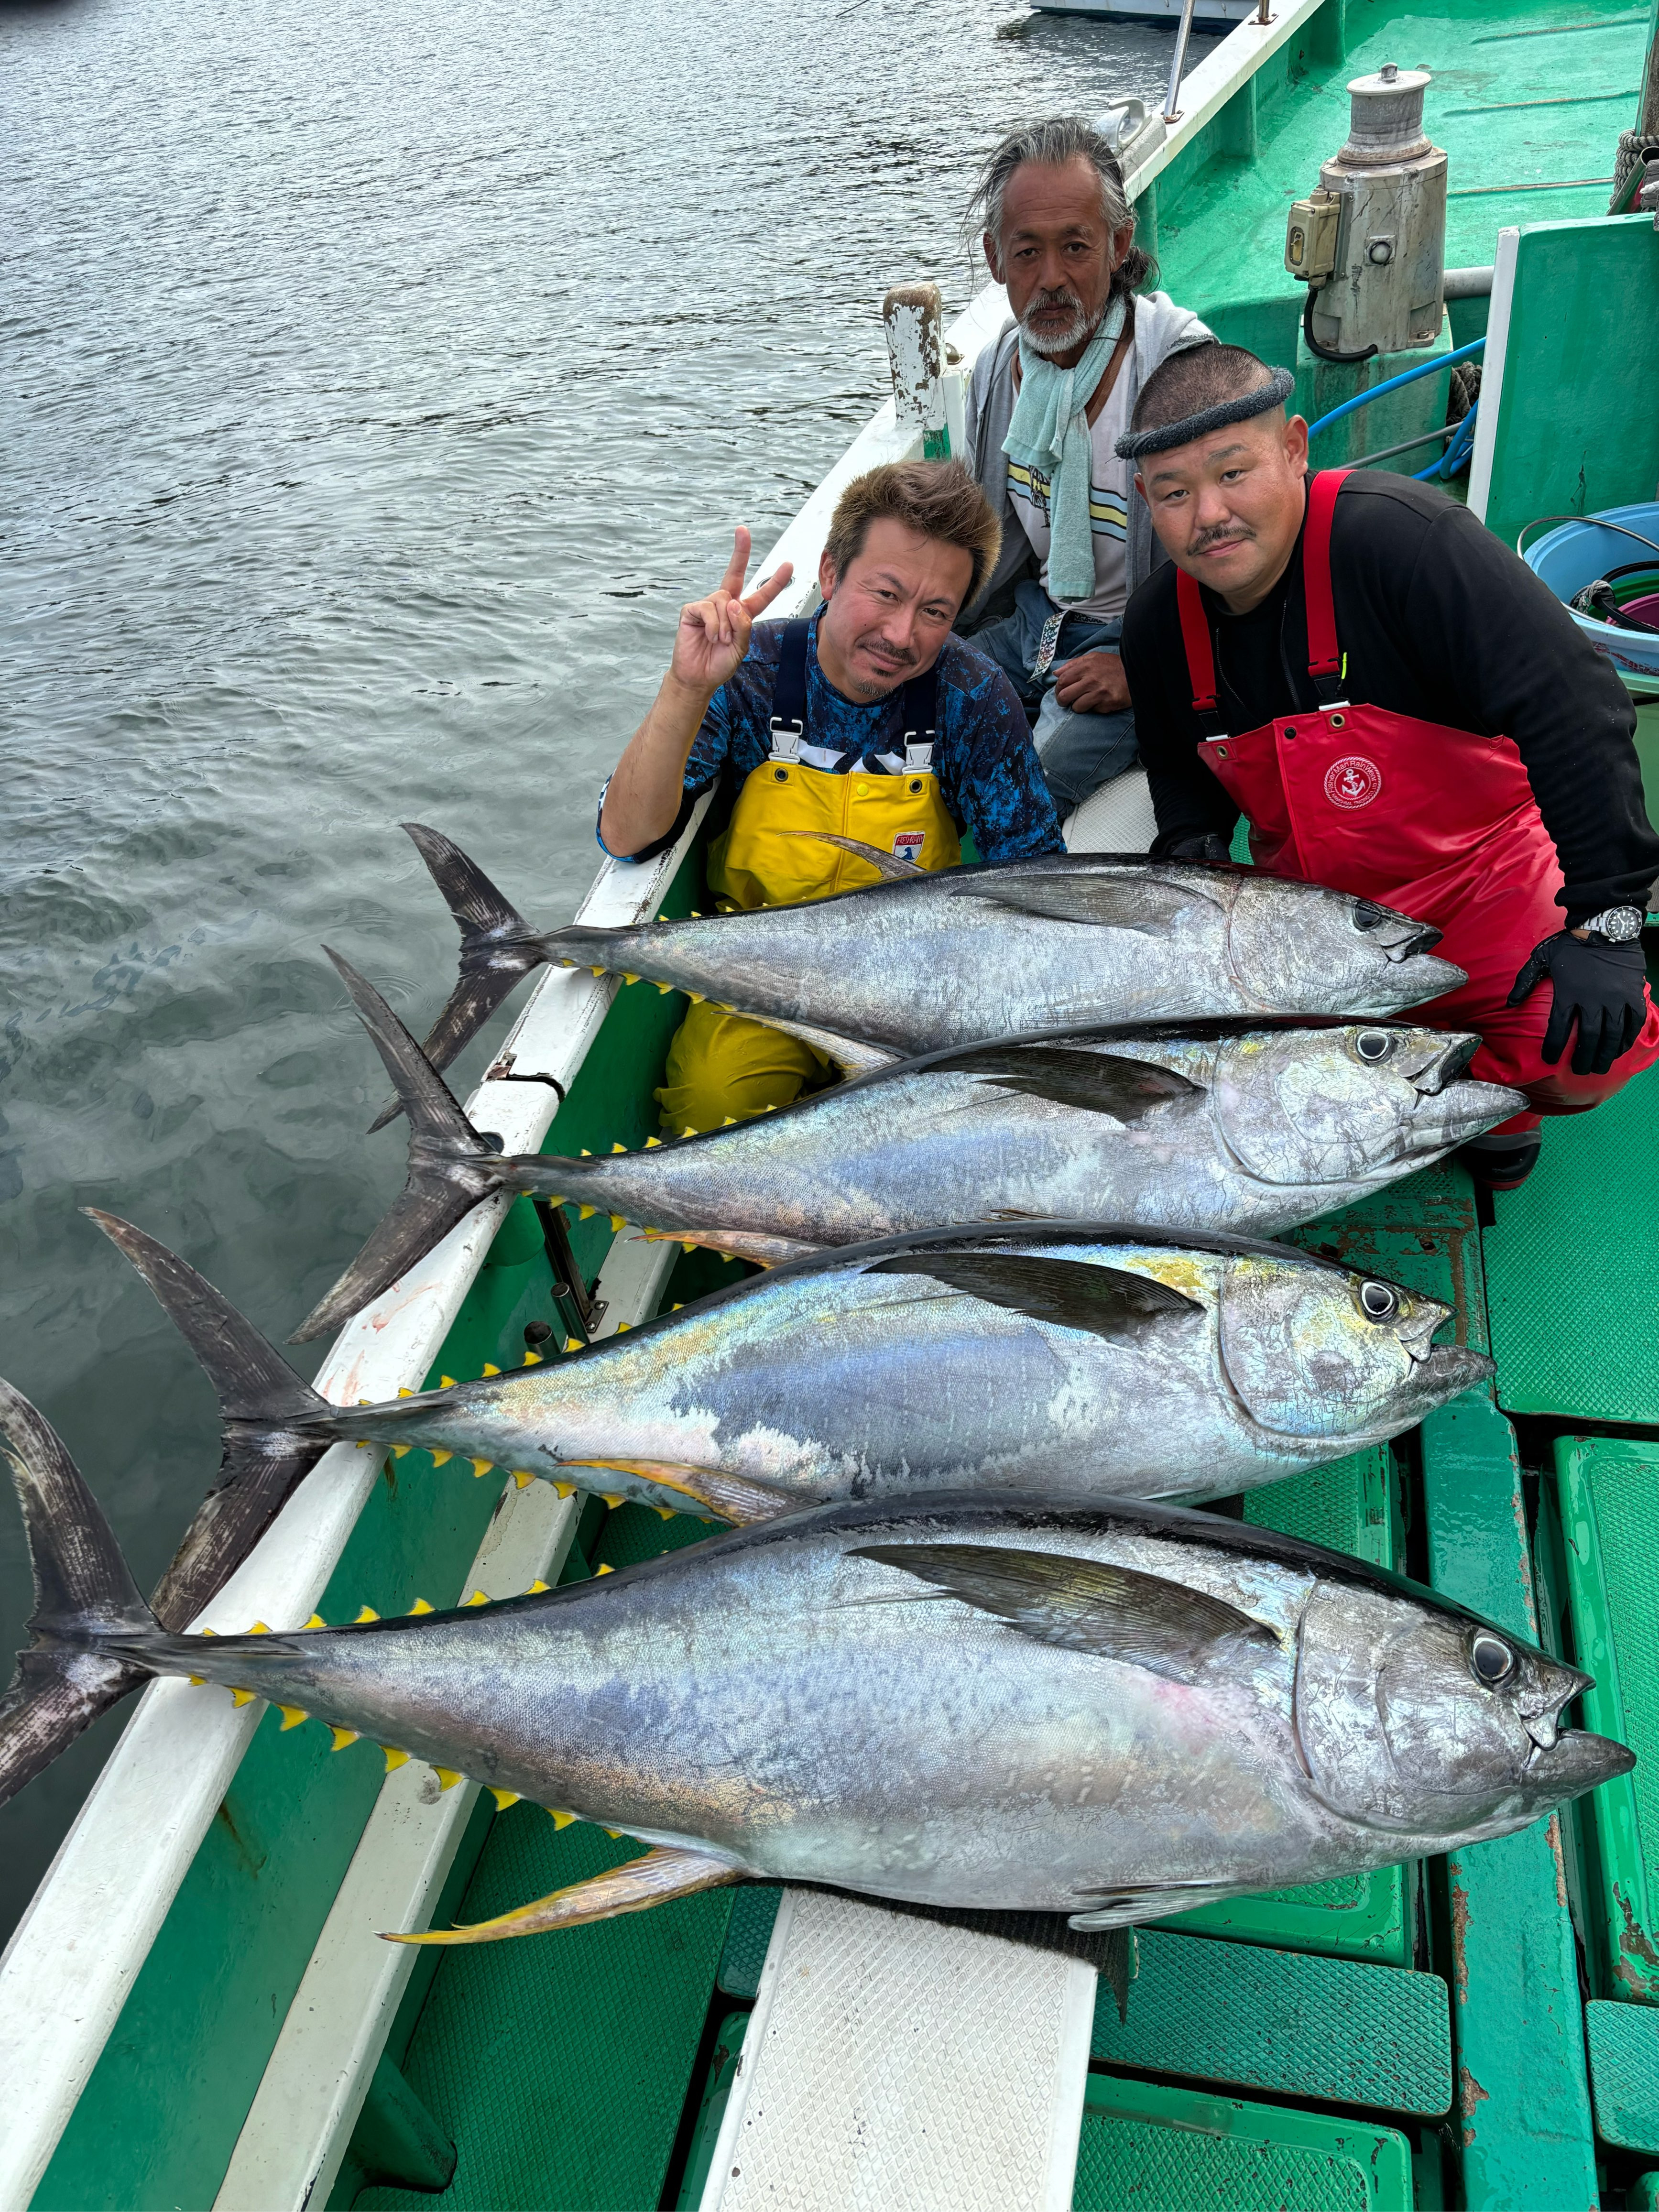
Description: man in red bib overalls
xmin=1119 ymin=344 xmax=1659 ymax=1190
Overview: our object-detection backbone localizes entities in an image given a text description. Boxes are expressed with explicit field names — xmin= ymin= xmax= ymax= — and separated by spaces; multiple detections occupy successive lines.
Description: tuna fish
xmin=367 ymin=825 xmax=1466 ymax=1124
xmin=302 ymin=953 xmax=1525 ymax=1339
xmin=0 ymin=1395 xmax=1630 ymax=1942
xmin=96 ymin=1211 xmax=1492 ymax=1525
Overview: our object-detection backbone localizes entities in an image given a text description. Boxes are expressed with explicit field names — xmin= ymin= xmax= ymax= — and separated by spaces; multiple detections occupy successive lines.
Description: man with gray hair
xmin=960 ymin=117 xmax=1213 ymax=813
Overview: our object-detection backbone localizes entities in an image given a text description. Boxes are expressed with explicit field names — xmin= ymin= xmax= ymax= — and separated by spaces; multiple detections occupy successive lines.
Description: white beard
xmin=1018 ymin=292 xmax=1104 ymax=358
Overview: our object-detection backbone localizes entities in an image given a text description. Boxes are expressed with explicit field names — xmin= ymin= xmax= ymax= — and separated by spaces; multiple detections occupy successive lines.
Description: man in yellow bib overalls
xmin=599 ymin=460 xmax=1065 ymax=1130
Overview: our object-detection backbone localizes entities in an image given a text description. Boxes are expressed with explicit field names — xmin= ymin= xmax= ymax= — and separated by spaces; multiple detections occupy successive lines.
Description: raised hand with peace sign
xmin=600 ymin=528 xmax=795 ymax=861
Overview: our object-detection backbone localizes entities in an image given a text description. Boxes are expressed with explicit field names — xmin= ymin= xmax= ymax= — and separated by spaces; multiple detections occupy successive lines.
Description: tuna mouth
xmin=1525 ymin=1727 xmax=1635 ymax=1794
xmin=1414 ymin=1034 xmax=1480 ymax=1093
xmin=1385 ymin=923 xmax=1445 ymax=963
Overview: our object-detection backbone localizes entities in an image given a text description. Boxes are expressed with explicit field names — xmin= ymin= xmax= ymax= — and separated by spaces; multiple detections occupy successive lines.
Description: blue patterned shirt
xmin=603 ymin=616 xmax=1063 ymax=866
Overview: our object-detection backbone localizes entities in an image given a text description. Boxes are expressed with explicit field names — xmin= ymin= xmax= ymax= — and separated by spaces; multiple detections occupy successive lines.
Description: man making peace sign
xmin=600 ymin=459 xmax=1062 ymax=1132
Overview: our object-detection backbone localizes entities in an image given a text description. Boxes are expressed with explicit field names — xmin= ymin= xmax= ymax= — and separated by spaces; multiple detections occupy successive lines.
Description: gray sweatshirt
xmin=961 ymin=289 xmax=1214 ymax=625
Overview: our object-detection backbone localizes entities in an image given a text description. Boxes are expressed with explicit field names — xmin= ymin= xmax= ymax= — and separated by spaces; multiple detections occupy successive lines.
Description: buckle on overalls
xmin=902 ymin=734 xmax=936 ymax=771
xmin=768 ymin=717 xmax=805 ymax=763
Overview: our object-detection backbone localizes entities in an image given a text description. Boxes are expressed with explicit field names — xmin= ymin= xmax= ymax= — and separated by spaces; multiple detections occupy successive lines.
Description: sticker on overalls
xmin=893 ymin=831 xmax=925 ymax=860
xmin=1324 ymin=756 xmax=1383 ymax=809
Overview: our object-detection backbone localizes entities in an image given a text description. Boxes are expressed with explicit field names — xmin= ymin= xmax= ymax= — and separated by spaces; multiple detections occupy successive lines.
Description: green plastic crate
xmin=1093 ymin=1930 xmax=1451 ymax=2116
xmin=1073 ymin=2075 xmax=1414 ymax=2211
xmin=1555 ymin=1437 xmax=1659 ymax=2003
xmin=1485 ymin=1073 xmax=1659 ymax=1422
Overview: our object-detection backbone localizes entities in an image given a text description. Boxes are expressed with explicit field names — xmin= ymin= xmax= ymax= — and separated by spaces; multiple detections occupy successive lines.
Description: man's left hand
xmin=1050 ymin=650 xmax=1131 ymax=715
xmin=1507 ymin=929 xmax=1650 ymax=1076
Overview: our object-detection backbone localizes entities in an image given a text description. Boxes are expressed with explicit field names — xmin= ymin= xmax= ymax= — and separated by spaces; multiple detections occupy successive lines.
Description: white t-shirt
xmin=1006 ymin=352 xmax=1137 ymax=622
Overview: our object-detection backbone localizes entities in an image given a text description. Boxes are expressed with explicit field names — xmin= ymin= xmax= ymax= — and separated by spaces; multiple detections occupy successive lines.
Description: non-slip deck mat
xmin=1072 ymin=2078 xmax=1413 ymax=2212
xmin=1485 ymin=1066 xmax=1659 ymax=1421
xmin=1093 ymin=1931 xmax=1451 ymax=2116
xmin=1586 ymin=2002 xmax=1659 ymax=2154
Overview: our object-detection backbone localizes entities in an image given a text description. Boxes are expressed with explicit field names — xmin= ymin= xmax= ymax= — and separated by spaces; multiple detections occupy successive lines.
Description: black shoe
xmin=1458 ymin=1130 xmax=1542 ymax=1191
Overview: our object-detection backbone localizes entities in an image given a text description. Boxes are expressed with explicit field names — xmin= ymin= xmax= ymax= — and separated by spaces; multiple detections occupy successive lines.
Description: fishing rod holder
xmin=1285 ymin=64 xmax=1448 ymax=360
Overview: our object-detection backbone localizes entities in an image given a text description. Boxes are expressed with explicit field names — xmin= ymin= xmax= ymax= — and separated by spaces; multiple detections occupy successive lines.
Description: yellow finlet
xmin=434 ymin=1767 xmax=462 ymax=1791
xmin=527 ymin=1579 xmax=550 ymax=1594
xmin=482 ymin=1363 xmax=500 ymax=1377
xmin=687 ymin=991 xmax=706 ymax=1004
xmin=471 ymin=1459 xmax=493 ymax=1478
xmin=656 ymin=980 xmax=672 ymax=993
xmin=682 ymin=1126 xmax=696 ymax=1138
xmin=722 ymin=1116 xmax=737 ymax=1126
xmin=409 ymin=1597 xmax=435 ymax=1615
xmin=548 ymin=1808 xmax=576 ymax=1829
xmin=600 ymin=1494 xmax=625 ymax=1510
xmin=580 ymin=1148 xmax=592 ymax=1157
xmin=564 ymin=1338 xmax=582 ymax=1354
xmin=622 ymin=973 xmax=639 ymax=986
xmin=672 ymin=1303 xmax=684 ymax=1311
xmin=603 ymin=1829 xmax=623 ymax=1840
xmin=463 ymin=1589 xmax=490 ymax=1608
xmin=590 ymin=966 xmax=605 ymax=978
xmin=303 ymin=1613 xmax=326 ymax=1630
xmin=491 ymin=1788 xmax=522 ymax=1811
xmin=440 ymin=1375 xmax=457 ymax=1389
xmin=682 ymin=1241 xmax=697 ymax=1253
xmin=249 ymin=1621 xmax=271 ymax=1635
xmin=523 ymin=1351 xmax=542 ymax=1366
xmin=382 ymin=1746 xmax=410 ymax=1772
xmin=392 ymin=1445 xmax=410 ymax=1459
xmin=230 ymin=1688 xmax=256 ymax=1707
xmin=609 ymin=1215 xmax=625 ymax=1232
xmin=655 ymin=1506 xmax=677 ymax=1522
xmin=330 ymin=1727 xmax=360 ymax=1753
xmin=611 ymin=1141 xmax=627 ymax=1154
xmin=595 ymin=1562 xmax=615 ymax=1576
xmin=430 ymin=1449 xmax=452 ymax=1466
xmin=188 ymin=1674 xmax=206 ymax=1686
xmin=354 ymin=1605 xmax=381 ymax=1624
xmin=199 ymin=1626 xmax=218 ymax=1636
xmin=278 ymin=1705 xmax=309 ymax=1731
xmin=397 ymin=1386 xmax=415 ymax=1398
xmin=513 ymin=1469 xmax=536 ymax=1489
xmin=553 ymin=1480 xmax=576 ymax=1499
xmin=616 ymin=1321 xmax=631 ymax=1333
xmin=644 ymin=1136 xmax=661 ymax=1148
xmin=578 ymin=1204 xmax=596 ymax=1221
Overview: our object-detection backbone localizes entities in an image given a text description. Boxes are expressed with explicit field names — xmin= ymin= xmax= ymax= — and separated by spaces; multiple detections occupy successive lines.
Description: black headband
xmin=1115 ymin=365 xmax=1297 ymax=462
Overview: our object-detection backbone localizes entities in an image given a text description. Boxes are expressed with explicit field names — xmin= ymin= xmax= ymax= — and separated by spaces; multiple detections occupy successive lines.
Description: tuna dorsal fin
xmin=964 ymin=869 xmax=1221 ymax=932
xmin=944 ymin=1044 xmax=1203 ymax=1122
xmin=865 ymin=1251 xmax=1201 ymax=1338
xmin=384 ymin=1844 xmax=739 ymax=1945
xmin=774 ymin=830 xmax=925 ymax=881
xmin=850 ymin=1544 xmax=1275 ymax=1683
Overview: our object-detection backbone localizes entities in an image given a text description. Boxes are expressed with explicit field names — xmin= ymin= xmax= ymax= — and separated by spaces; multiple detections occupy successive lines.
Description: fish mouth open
xmin=1399 ymin=1299 xmax=1457 ymax=1364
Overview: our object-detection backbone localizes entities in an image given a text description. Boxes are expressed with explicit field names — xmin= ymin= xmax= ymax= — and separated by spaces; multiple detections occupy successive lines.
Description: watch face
xmin=1597 ymin=907 xmax=1645 ymax=942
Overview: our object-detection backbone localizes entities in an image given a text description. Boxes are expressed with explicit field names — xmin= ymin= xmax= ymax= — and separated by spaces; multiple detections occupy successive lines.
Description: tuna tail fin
xmin=84 ymin=1211 xmax=340 ymax=1619
xmin=295 ymin=950 xmax=510 ymax=1343
xmin=0 ymin=1376 xmax=158 ymax=1810
xmin=367 ymin=823 xmax=551 ymax=1131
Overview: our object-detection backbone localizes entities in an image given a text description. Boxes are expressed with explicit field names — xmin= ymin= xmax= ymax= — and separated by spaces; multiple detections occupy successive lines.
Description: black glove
xmin=1506 ymin=929 xmax=1649 ymax=1077
xmin=1163 ymin=832 xmax=1233 ymax=866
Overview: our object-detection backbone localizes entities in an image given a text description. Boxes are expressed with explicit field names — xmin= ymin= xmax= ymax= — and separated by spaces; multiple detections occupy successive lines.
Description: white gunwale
xmin=0 ymin=11 xmax=1323 ymax=2193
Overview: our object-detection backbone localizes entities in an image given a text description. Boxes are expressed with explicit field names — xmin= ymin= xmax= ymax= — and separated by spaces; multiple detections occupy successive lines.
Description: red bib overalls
xmin=1176 ymin=470 xmax=1659 ymax=1130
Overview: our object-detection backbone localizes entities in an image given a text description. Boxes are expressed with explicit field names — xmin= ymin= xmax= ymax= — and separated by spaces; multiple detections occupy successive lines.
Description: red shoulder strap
xmin=1304 ymin=469 xmax=1349 ymax=680
xmin=1175 ymin=568 xmax=1218 ymax=715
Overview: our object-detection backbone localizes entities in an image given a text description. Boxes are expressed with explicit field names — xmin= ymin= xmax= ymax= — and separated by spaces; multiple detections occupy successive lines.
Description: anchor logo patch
xmin=1324 ymin=756 xmax=1383 ymax=810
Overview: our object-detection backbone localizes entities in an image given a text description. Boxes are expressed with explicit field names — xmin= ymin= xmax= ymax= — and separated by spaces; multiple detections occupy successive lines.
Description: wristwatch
xmin=1576 ymin=905 xmax=1645 ymax=943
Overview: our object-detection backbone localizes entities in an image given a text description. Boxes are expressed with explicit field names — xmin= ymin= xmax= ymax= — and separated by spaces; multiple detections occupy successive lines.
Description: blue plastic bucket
xmin=1522 ymin=502 xmax=1659 ymax=695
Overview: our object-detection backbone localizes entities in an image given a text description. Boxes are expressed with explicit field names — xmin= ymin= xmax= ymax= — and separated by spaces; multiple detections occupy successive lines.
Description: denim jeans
xmin=972 ymin=579 xmax=1139 ymax=812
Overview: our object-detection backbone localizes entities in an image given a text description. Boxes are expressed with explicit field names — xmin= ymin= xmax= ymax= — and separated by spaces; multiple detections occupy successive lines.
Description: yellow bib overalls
xmin=657 ymin=620 xmax=960 ymax=1132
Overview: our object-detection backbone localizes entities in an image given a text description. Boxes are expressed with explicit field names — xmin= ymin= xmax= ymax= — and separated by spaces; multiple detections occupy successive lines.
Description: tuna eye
xmin=1355 ymin=1030 xmax=1395 ymax=1063
xmin=1358 ymin=1279 xmax=1399 ymax=1321
xmin=1353 ymin=901 xmax=1388 ymax=932
xmin=1470 ymin=1633 xmax=1516 ymax=1689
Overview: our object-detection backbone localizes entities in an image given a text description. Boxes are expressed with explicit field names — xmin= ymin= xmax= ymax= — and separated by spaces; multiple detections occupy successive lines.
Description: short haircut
xmin=822 ymin=460 xmax=1002 ymax=610
xmin=1130 ymin=343 xmax=1278 ymax=442
xmin=963 ymin=118 xmax=1154 ymax=299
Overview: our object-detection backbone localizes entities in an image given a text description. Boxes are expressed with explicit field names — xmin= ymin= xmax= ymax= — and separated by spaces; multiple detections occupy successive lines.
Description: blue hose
xmin=1305 ymin=336 xmax=1486 ymax=442
xmin=1415 ymin=400 xmax=1479 ymax=480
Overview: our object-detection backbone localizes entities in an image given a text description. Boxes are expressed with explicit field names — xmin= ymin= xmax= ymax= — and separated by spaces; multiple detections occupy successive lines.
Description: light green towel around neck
xmin=1002 ymin=297 xmax=1126 ymax=605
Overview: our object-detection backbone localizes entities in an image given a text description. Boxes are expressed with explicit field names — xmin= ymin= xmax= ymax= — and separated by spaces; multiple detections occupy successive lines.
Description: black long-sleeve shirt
xmin=1121 ymin=471 xmax=1659 ymax=921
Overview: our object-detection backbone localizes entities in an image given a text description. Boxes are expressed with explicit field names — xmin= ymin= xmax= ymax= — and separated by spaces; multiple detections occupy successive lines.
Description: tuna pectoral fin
xmin=365 ymin=823 xmax=551 ymax=1129
xmin=0 ymin=1376 xmax=160 ymax=1809
xmin=865 ymin=1252 xmax=1201 ymax=1339
xmin=946 ymin=1043 xmax=1203 ymax=1122
xmin=385 ymin=1845 xmax=739 ymax=1946
xmin=775 ymin=830 xmax=924 ymax=881
xmin=851 ymin=1544 xmax=1277 ymax=1685
xmin=964 ymin=869 xmax=1222 ymax=931
xmin=564 ymin=1459 xmax=810 ymax=1526
xmin=738 ymin=1013 xmax=899 ymax=1077
xmin=294 ymin=952 xmax=510 ymax=1342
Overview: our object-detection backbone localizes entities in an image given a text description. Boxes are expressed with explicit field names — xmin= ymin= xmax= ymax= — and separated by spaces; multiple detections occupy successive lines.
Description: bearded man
xmin=960 ymin=117 xmax=1213 ymax=813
